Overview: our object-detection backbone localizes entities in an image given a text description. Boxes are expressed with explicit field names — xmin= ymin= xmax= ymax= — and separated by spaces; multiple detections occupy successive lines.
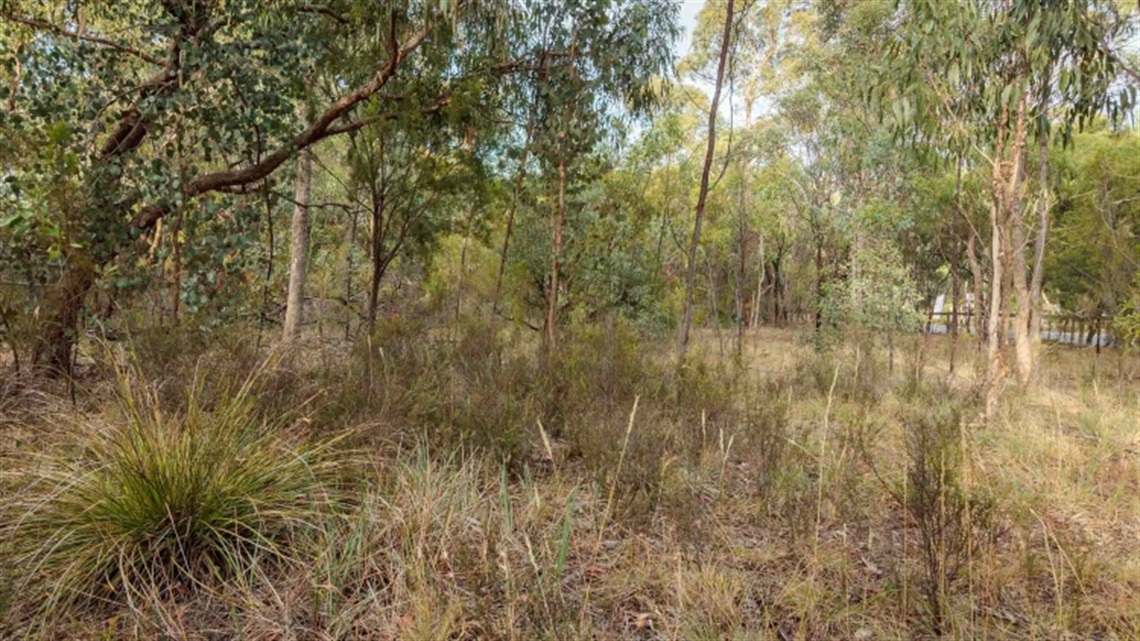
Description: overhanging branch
xmin=2 ymin=11 xmax=165 ymax=65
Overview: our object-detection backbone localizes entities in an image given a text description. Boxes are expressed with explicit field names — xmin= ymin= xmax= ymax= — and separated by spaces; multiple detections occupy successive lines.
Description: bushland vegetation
xmin=1 ymin=0 xmax=1138 ymax=639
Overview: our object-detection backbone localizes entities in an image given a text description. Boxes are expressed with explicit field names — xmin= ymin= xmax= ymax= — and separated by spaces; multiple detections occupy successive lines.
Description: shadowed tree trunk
xmin=366 ymin=188 xmax=387 ymax=336
xmin=35 ymin=262 xmax=97 ymax=374
xmin=343 ymin=205 xmax=358 ymax=341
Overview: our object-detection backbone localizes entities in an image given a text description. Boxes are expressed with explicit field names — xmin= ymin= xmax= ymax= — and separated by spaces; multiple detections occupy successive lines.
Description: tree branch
xmin=181 ymin=20 xmax=431 ymax=197
xmin=298 ymin=4 xmax=349 ymax=25
xmin=2 ymin=12 xmax=165 ymax=65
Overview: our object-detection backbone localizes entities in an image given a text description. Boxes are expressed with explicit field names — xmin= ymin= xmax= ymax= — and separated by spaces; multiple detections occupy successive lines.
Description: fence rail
xmin=922 ymin=311 xmax=1116 ymax=349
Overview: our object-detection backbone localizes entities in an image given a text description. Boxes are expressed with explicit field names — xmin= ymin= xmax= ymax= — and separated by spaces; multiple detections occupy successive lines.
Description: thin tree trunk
xmin=966 ymin=226 xmax=984 ymax=342
xmin=736 ymin=160 xmax=748 ymax=356
xmin=654 ymin=168 xmax=672 ymax=270
xmin=492 ymin=76 xmax=542 ymax=314
xmin=950 ymin=155 xmax=963 ymax=373
xmin=950 ymin=254 xmax=961 ymax=372
xmin=1008 ymin=93 xmax=1033 ymax=384
xmin=751 ymin=233 xmax=765 ymax=329
xmin=814 ymin=237 xmax=824 ymax=331
xmin=677 ymin=0 xmax=734 ymax=367
xmin=282 ymin=143 xmax=313 ymax=343
xmin=261 ymin=183 xmax=276 ymax=328
xmin=366 ymin=192 xmax=385 ymax=336
xmin=455 ymin=209 xmax=474 ymax=328
xmin=707 ymin=256 xmax=726 ymax=361
xmin=1027 ymin=129 xmax=1050 ymax=377
xmin=545 ymin=157 xmax=566 ymax=348
xmin=544 ymin=39 xmax=577 ymax=350
xmin=343 ymin=206 xmax=358 ymax=341
xmin=171 ymin=211 xmax=183 ymax=324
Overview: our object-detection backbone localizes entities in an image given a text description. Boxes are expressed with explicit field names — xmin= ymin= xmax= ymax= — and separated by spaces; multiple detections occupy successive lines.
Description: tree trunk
xmin=282 ymin=143 xmax=313 ymax=343
xmin=1027 ymin=131 xmax=1050 ymax=377
xmin=984 ymin=108 xmax=1010 ymax=421
xmin=366 ymin=192 xmax=385 ymax=336
xmin=654 ymin=167 xmax=673 ymax=270
xmin=171 ymin=211 xmax=184 ymax=324
xmin=999 ymin=221 xmax=1014 ymax=348
xmin=751 ymin=233 xmax=765 ymax=329
xmin=545 ymin=157 xmax=567 ymax=348
xmin=1008 ymin=94 xmax=1033 ymax=384
xmin=769 ymin=248 xmax=783 ymax=327
xmin=455 ymin=209 xmax=474 ymax=328
xmin=736 ymin=159 xmax=748 ymax=356
xmin=814 ymin=238 xmax=824 ymax=331
xmin=343 ymin=206 xmax=358 ymax=341
xmin=707 ymin=256 xmax=726 ymax=360
xmin=34 ymin=261 xmax=97 ymax=374
xmin=950 ymin=250 xmax=961 ymax=372
xmin=493 ymin=56 xmax=546 ymax=314
xmin=950 ymin=155 xmax=963 ymax=373
xmin=677 ymin=0 xmax=734 ymax=367
xmin=965 ymin=217 xmax=985 ymax=343
xmin=984 ymin=193 xmax=1006 ymax=421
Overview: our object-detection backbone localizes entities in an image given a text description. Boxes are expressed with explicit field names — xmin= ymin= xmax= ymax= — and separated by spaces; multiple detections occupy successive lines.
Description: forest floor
xmin=1 ymin=324 xmax=1137 ymax=640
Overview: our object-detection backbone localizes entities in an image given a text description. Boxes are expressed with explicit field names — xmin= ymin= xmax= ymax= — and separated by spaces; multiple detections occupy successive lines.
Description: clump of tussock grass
xmin=0 ymin=361 xmax=347 ymax=629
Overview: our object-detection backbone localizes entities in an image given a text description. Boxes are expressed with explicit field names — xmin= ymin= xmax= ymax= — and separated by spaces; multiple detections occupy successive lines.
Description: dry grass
xmin=0 ymin=325 xmax=1137 ymax=640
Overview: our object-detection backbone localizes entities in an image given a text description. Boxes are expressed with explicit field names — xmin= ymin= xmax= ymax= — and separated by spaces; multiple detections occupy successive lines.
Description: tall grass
xmin=1 ymin=362 xmax=346 ymax=628
xmin=2 ymin=326 xmax=1137 ymax=639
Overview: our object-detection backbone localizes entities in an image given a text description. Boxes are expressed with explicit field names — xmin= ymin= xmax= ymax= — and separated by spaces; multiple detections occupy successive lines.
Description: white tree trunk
xmin=282 ymin=144 xmax=313 ymax=343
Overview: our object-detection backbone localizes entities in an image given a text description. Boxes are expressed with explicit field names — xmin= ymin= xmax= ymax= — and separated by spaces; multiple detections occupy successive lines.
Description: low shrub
xmin=898 ymin=386 xmax=996 ymax=635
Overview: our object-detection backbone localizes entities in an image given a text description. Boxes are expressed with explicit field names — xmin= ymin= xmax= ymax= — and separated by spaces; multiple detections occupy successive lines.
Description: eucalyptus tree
xmin=872 ymin=0 xmax=1134 ymax=416
xmin=3 ymin=0 xmax=532 ymax=372
xmin=676 ymin=0 xmax=743 ymax=367
xmin=478 ymin=0 xmax=677 ymax=346
xmin=345 ymin=108 xmax=485 ymax=335
xmin=1047 ymin=127 xmax=1140 ymax=327
xmin=281 ymin=131 xmax=313 ymax=343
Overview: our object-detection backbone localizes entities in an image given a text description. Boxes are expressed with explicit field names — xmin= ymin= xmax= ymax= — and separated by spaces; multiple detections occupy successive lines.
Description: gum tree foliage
xmin=486 ymin=0 xmax=679 ymax=337
xmin=821 ymin=199 xmax=925 ymax=363
xmin=344 ymin=107 xmax=488 ymax=334
xmin=0 ymin=0 xmax=677 ymax=371
xmin=868 ymin=0 xmax=1135 ymax=414
xmin=1046 ymin=128 xmax=1140 ymax=321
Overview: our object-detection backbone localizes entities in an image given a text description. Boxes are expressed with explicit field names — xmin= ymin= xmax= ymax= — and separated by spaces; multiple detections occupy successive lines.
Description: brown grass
xmin=1 ymin=325 xmax=1137 ymax=640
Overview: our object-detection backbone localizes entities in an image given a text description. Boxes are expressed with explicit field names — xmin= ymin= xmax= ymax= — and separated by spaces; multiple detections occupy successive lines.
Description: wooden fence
xmin=922 ymin=311 xmax=1116 ymax=350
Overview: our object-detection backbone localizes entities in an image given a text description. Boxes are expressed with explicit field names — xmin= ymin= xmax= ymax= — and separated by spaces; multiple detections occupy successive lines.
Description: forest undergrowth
xmin=0 ymin=323 xmax=1137 ymax=640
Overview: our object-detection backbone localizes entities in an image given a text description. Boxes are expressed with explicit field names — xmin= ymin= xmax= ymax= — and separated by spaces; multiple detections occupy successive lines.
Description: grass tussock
xmin=0 ymin=363 xmax=346 ymax=632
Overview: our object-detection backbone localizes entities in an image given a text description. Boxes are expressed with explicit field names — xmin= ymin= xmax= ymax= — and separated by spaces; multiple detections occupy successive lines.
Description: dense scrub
xmin=1 ymin=326 xmax=1136 ymax=640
